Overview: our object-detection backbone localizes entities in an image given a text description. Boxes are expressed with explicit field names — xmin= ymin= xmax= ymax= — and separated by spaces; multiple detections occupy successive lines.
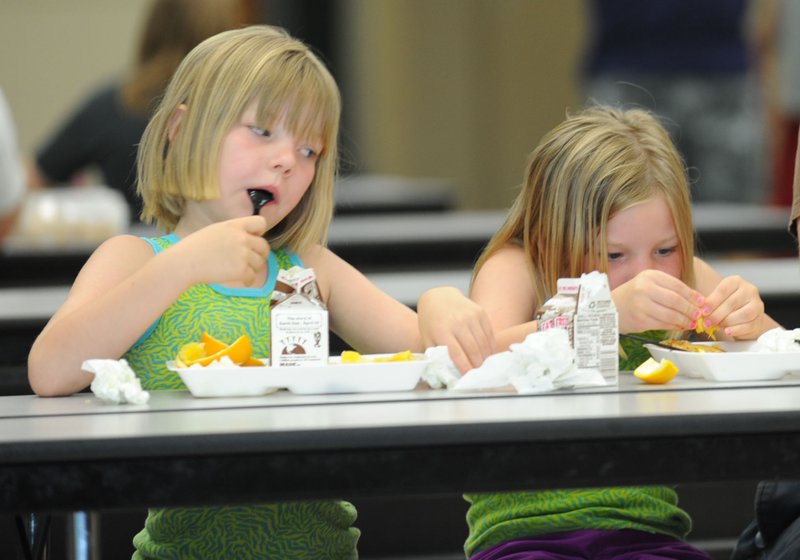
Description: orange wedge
xmin=634 ymin=357 xmax=679 ymax=384
xmin=242 ymin=356 xmax=265 ymax=367
xmin=175 ymin=334 xmax=255 ymax=367
xmin=341 ymin=350 xmax=365 ymax=363
xmin=372 ymin=350 xmax=414 ymax=362
xmin=201 ymin=332 xmax=229 ymax=355
xmin=176 ymin=342 xmax=206 ymax=368
xmin=340 ymin=350 xmax=414 ymax=363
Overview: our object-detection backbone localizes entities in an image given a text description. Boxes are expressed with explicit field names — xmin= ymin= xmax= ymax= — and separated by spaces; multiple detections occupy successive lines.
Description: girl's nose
xmin=270 ymin=140 xmax=295 ymax=174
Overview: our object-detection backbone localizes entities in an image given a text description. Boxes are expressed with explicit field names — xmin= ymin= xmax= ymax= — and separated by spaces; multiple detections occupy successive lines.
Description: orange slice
xmin=372 ymin=350 xmax=414 ymax=362
xmin=176 ymin=334 xmax=254 ymax=367
xmin=341 ymin=350 xmax=414 ymax=363
xmin=176 ymin=342 xmax=206 ymax=368
xmin=201 ymin=332 xmax=229 ymax=355
xmin=634 ymin=357 xmax=679 ymax=384
xmin=200 ymin=334 xmax=253 ymax=366
xmin=341 ymin=350 xmax=365 ymax=363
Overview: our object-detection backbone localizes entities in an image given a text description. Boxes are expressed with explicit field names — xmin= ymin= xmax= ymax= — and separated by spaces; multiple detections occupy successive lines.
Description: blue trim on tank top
xmin=131 ymin=234 xmax=303 ymax=347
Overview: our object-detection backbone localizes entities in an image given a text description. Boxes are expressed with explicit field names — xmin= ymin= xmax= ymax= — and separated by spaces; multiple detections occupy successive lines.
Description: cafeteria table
xmin=2 ymin=373 xmax=800 ymax=557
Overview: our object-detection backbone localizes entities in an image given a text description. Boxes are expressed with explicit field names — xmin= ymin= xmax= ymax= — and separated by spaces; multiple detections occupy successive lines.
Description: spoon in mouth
xmin=248 ymin=189 xmax=274 ymax=216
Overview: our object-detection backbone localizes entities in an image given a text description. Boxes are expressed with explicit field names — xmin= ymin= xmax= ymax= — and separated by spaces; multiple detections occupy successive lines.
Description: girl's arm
xmin=694 ymin=257 xmax=781 ymax=339
xmin=469 ymin=245 xmax=539 ymax=351
xmin=29 ymin=235 xmax=189 ymax=396
xmin=28 ymin=216 xmax=269 ymax=396
xmin=304 ymin=245 xmax=421 ymax=353
xmin=304 ymin=246 xmax=493 ymax=372
xmin=417 ymin=286 xmax=494 ymax=373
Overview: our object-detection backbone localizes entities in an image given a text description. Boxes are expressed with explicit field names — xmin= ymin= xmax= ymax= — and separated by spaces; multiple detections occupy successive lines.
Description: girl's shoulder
xmin=83 ymin=234 xmax=158 ymax=270
xmin=94 ymin=233 xmax=156 ymax=257
xmin=477 ymin=243 xmax=528 ymax=277
xmin=296 ymin=243 xmax=333 ymax=268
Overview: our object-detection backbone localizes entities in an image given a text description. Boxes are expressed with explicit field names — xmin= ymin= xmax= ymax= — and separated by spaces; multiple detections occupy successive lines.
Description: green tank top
xmin=464 ymin=486 xmax=692 ymax=557
xmin=126 ymin=235 xmax=359 ymax=559
xmin=464 ymin=330 xmax=689 ymax=557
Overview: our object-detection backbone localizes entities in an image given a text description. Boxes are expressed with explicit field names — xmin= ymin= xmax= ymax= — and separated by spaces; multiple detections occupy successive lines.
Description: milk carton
xmin=536 ymin=271 xmax=619 ymax=384
xmin=270 ymin=267 xmax=329 ymax=367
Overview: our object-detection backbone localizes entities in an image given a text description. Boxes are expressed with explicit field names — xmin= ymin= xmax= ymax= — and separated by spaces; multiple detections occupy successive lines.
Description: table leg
xmin=66 ymin=511 xmax=99 ymax=560
xmin=14 ymin=512 xmax=51 ymax=560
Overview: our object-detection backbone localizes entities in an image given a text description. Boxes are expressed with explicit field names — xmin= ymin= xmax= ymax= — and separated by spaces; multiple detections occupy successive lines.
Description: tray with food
xmin=168 ymin=350 xmax=428 ymax=397
xmin=645 ymin=340 xmax=800 ymax=382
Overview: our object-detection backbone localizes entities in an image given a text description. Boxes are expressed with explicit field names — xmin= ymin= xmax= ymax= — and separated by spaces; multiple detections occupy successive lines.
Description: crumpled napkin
xmin=756 ymin=327 xmax=800 ymax=353
xmin=421 ymin=346 xmax=462 ymax=389
xmin=82 ymin=359 xmax=150 ymax=404
xmin=422 ymin=328 xmax=607 ymax=393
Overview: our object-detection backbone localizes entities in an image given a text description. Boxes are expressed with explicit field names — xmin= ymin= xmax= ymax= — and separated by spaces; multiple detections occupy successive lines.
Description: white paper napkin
xmin=82 ymin=359 xmax=150 ymax=404
xmin=756 ymin=327 xmax=800 ymax=353
xmin=423 ymin=328 xmax=607 ymax=393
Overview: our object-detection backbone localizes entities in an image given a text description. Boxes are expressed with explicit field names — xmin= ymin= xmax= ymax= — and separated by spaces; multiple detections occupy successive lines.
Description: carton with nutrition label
xmin=270 ymin=266 xmax=329 ymax=367
xmin=536 ymin=271 xmax=619 ymax=384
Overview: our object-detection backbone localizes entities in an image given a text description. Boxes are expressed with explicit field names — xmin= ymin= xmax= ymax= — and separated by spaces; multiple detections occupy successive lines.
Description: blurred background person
xmin=26 ymin=0 xmax=251 ymax=222
xmin=582 ymin=0 xmax=766 ymax=204
xmin=755 ymin=0 xmax=800 ymax=206
xmin=0 ymin=87 xmax=25 ymax=244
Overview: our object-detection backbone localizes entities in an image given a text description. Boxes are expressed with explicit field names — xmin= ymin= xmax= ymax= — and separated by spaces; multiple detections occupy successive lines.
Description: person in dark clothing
xmin=27 ymin=0 xmax=248 ymax=222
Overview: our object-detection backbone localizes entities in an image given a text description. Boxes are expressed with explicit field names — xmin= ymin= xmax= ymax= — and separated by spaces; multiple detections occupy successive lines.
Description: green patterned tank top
xmin=464 ymin=332 xmax=689 ymax=557
xmin=126 ymin=235 xmax=359 ymax=559
xmin=464 ymin=486 xmax=692 ymax=557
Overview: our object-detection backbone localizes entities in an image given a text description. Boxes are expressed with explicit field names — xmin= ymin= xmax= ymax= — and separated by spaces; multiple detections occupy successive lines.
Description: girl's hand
xmin=703 ymin=275 xmax=775 ymax=339
xmin=613 ymin=269 xmax=703 ymax=333
xmin=417 ymin=287 xmax=495 ymax=374
xmin=170 ymin=216 xmax=269 ymax=287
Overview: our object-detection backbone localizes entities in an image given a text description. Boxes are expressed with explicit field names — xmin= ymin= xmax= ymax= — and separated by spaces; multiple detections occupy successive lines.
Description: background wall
xmin=1 ymin=0 xmax=586 ymax=211
xmin=340 ymin=0 xmax=586 ymax=210
xmin=1 ymin=0 xmax=144 ymax=160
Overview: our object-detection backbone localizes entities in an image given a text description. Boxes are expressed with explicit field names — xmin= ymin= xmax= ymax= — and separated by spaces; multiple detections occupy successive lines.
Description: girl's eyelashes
xmin=607 ymin=252 xmax=624 ymax=261
xmin=299 ymin=146 xmax=318 ymax=159
xmin=246 ymin=125 xmax=319 ymax=158
xmin=656 ymin=246 xmax=678 ymax=256
xmin=248 ymin=126 xmax=271 ymax=137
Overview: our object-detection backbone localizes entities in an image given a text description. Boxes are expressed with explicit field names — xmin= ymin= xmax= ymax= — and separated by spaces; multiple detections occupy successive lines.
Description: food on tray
xmin=175 ymin=333 xmax=263 ymax=368
xmin=693 ymin=314 xmax=719 ymax=340
xmin=661 ymin=340 xmax=725 ymax=353
xmin=633 ymin=357 xmax=679 ymax=384
xmin=340 ymin=350 xmax=415 ymax=363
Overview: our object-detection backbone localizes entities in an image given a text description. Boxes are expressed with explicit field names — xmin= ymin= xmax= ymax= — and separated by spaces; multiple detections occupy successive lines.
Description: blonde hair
xmin=121 ymin=0 xmax=246 ymax=114
xmin=137 ymin=25 xmax=341 ymax=252
xmin=474 ymin=106 xmax=695 ymax=308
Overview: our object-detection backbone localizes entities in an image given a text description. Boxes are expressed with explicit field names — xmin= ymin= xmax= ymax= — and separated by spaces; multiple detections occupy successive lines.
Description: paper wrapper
xmin=422 ymin=329 xmax=606 ymax=393
xmin=82 ymin=359 xmax=150 ymax=404
xmin=756 ymin=328 xmax=800 ymax=352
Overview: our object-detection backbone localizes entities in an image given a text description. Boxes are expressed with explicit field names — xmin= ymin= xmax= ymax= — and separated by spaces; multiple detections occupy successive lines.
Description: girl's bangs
xmin=253 ymin=65 xmax=337 ymax=151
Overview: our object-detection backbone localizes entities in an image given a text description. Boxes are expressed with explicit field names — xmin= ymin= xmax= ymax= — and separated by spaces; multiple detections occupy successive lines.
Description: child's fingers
xmin=457 ymin=323 xmax=495 ymax=372
xmin=239 ymin=215 xmax=269 ymax=236
xmin=445 ymin=342 xmax=473 ymax=375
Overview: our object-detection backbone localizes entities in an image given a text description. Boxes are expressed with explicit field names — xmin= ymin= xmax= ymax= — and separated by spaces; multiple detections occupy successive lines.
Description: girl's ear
xmin=167 ymin=104 xmax=187 ymax=143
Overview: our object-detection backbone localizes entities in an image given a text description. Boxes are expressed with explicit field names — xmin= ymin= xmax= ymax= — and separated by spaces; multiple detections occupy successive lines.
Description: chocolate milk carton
xmin=536 ymin=271 xmax=619 ymax=384
xmin=270 ymin=267 xmax=329 ymax=367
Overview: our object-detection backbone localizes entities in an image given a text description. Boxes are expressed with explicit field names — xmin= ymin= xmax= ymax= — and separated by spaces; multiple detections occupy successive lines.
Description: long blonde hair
xmin=474 ymin=106 xmax=695 ymax=308
xmin=121 ymin=0 xmax=246 ymax=114
xmin=137 ymin=25 xmax=341 ymax=253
